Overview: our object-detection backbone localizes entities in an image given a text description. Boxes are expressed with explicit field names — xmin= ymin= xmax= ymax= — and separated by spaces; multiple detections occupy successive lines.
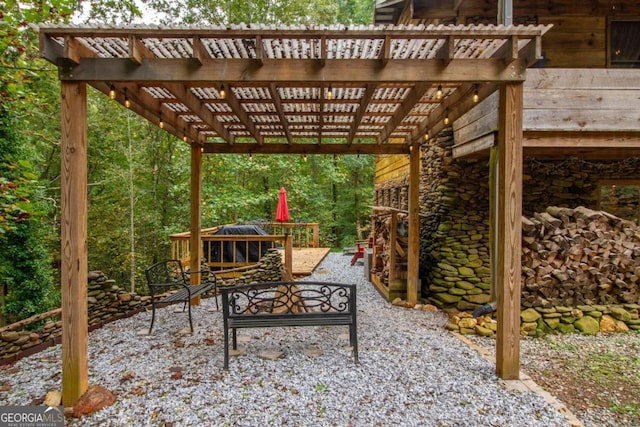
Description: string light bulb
xmin=219 ymin=84 xmax=226 ymax=99
xmin=249 ymin=151 xmax=253 ymax=161
xmin=472 ymin=85 xmax=479 ymax=103
xmin=424 ymin=132 xmax=429 ymax=141
xmin=436 ymin=84 xmax=443 ymax=100
xmin=158 ymin=111 xmax=164 ymax=129
xmin=182 ymin=128 xmax=188 ymax=142
xmin=124 ymin=88 xmax=131 ymax=108
xmin=109 ymin=85 xmax=116 ymax=100
xmin=327 ymin=85 xmax=333 ymax=100
xmin=443 ymin=110 xmax=450 ymax=126
xmin=303 ymin=153 xmax=308 ymax=162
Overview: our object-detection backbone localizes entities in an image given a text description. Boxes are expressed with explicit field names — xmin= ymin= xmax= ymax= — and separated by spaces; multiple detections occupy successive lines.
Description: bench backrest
xmin=145 ymin=260 xmax=187 ymax=295
xmin=221 ymin=281 xmax=356 ymax=317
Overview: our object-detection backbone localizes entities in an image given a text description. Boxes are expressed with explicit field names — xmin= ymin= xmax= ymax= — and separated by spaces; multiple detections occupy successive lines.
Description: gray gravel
xmin=0 ymin=253 xmax=570 ymax=426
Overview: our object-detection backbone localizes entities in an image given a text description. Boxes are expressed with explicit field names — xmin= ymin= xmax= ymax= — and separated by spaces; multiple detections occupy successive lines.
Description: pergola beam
xmin=40 ymin=26 xmax=550 ymax=39
xmin=59 ymin=58 xmax=528 ymax=84
xmin=268 ymin=83 xmax=294 ymax=145
xmin=202 ymin=142 xmax=409 ymax=155
xmin=223 ymin=84 xmax=264 ymax=145
xmin=163 ymin=82 xmax=233 ymax=144
xmin=348 ymin=84 xmax=377 ymax=146
xmin=410 ymin=82 xmax=500 ymax=145
xmin=378 ymin=82 xmax=432 ymax=144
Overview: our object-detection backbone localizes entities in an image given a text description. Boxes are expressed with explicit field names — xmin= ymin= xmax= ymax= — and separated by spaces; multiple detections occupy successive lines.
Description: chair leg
xmin=148 ymin=302 xmax=156 ymax=334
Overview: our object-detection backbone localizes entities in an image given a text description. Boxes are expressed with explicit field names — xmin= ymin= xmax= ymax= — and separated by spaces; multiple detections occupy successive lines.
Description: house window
xmin=609 ymin=20 xmax=640 ymax=68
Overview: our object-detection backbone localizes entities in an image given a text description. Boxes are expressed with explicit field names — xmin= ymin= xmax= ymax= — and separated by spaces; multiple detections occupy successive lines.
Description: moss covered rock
xmin=574 ymin=316 xmax=600 ymax=334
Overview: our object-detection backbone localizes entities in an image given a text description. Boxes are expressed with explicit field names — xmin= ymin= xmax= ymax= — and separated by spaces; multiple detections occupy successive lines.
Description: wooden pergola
xmin=39 ymin=23 xmax=550 ymax=405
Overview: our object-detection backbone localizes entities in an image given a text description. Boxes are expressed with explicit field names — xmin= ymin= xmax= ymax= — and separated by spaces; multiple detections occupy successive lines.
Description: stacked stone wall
xmin=373 ymin=129 xmax=640 ymax=334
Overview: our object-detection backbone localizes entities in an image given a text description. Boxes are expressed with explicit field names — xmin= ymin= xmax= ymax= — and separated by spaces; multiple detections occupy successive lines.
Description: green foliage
xmin=1 ymin=0 xmax=377 ymax=318
xmin=0 ymin=102 xmax=57 ymax=323
xmin=0 ymin=220 xmax=57 ymax=323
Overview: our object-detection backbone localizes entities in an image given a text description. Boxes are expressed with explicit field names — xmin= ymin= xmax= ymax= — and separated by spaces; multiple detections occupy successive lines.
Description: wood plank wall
xmin=412 ymin=0 xmax=640 ymax=68
xmin=451 ymin=69 xmax=640 ymax=158
xmin=537 ymin=17 xmax=605 ymax=68
xmin=375 ymin=153 xmax=411 ymax=184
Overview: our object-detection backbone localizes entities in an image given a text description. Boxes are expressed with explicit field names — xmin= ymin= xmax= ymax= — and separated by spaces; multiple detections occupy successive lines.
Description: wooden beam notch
xmin=254 ymin=35 xmax=264 ymax=66
xmin=379 ymin=36 xmax=390 ymax=68
xmin=435 ymin=36 xmax=455 ymax=66
xmin=129 ymin=35 xmax=154 ymax=65
xmin=192 ymin=36 xmax=210 ymax=65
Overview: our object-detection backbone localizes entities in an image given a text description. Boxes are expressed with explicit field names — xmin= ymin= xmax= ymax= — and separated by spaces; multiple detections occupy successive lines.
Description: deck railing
xmin=169 ymin=222 xmax=318 ymax=273
xmin=253 ymin=222 xmax=320 ymax=248
xmin=170 ymin=232 xmax=293 ymax=273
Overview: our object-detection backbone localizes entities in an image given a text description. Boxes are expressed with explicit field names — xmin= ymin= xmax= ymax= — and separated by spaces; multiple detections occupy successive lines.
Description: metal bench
xmin=221 ymin=281 xmax=358 ymax=369
xmin=145 ymin=259 xmax=218 ymax=334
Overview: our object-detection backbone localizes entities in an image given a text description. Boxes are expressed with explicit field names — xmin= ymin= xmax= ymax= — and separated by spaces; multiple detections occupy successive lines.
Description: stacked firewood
xmin=371 ymin=212 xmax=409 ymax=285
xmin=522 ymin=206 xmax=640 ymax=308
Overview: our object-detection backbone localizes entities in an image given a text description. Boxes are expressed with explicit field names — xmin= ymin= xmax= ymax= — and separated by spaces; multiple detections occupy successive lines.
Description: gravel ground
xmin=1 ymin=253 xmax=571 ymax=426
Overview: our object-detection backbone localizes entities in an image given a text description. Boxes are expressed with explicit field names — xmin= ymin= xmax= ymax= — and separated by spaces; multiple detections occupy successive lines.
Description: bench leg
xmin=188 ymin=300 xmax=194 ymax=333
xmin=350 ymin=325 xmax=359 ymax=364
xmin=148 ymin=302 xmax=157 ymax=334
xmin=213 ymin=283 xmax=219 ymax=311
xmin=223 ymin=326 xmax=229 ymax=370
xmin=232 ymin=328 xmax=237 ymax=350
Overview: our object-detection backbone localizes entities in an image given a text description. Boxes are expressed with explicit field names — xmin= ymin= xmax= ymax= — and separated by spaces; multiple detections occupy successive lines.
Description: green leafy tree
xmin=0 ymin=0 xmax=77 ymax=323
xmin=0 ymin=102 xmax=58 ymax=324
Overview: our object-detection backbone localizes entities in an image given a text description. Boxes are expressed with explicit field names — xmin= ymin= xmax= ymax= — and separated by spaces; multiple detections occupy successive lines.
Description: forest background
xmin=0 ymin=0 xmax=376 ymax=325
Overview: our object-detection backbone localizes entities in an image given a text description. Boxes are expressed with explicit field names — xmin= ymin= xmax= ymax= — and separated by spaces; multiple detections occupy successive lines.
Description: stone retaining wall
xmin=0 ymin=250 xmax=284 ymax=364
xmin=446 ymin=303 xmax=640 ymax=337
xmin=373 ymin=128 xmax=640 ymax=334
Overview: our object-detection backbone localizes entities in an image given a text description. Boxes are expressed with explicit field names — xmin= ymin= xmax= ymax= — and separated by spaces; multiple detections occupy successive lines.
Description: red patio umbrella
xmin=275 ymin=187 xmax=290 ymax=223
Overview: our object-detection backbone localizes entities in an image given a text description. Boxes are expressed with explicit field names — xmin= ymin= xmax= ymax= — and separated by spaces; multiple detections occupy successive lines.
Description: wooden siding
xmin=449 ymin=69 xmax=640 ymax=159
xmin=537 ymin=17 xmax=606 ymax=68
xmin=375 ymin=153 xmax=411 ymax=183
xmin=406 ymin=1 xmax=640 ymax=69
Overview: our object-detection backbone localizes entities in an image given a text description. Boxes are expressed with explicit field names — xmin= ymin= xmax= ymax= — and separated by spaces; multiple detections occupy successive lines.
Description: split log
xmin=522 ymin=206 xmax=640 ymax=307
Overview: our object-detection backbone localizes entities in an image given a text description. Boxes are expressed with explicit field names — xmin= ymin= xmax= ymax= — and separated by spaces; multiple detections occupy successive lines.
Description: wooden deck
xmin=278 ymin=247 xmax=331 ymax=276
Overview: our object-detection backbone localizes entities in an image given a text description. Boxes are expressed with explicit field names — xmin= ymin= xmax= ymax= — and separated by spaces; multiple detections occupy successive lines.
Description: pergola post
xmin=60 ymin=82 xmax=89 ymax=406
xmin=189 ymin=144 xmax=202 ymax=302
xmin=284 ymin=234 xmax=293 ymax=274
xmin=407 ymin=144 xmax=421 ymax=304
xmin=495 ymin=82 xmax=523 ymax=379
